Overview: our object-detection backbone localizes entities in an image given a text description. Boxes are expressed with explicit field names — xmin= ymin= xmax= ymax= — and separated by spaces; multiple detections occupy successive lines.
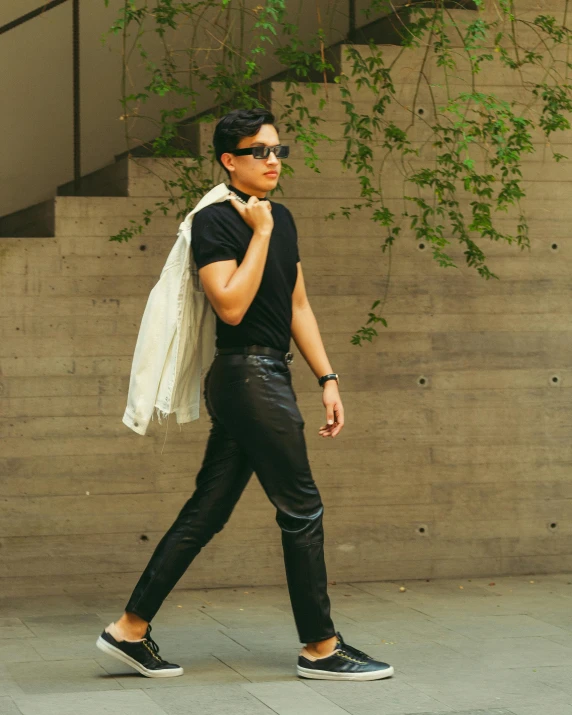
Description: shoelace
xmin=336 ymin=633 xmax=371 ymax=662
xmin=143 ymin=625 xmax=165 ymax=662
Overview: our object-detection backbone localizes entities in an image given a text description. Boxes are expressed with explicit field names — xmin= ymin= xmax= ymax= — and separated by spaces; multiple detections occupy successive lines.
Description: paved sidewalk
xmin=1 ymin=573 xmax=572 ymax=714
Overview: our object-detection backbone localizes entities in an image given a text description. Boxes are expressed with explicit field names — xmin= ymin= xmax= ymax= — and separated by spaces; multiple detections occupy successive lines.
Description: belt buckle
xmin=285 ymin=351 xmax=294 ymax=365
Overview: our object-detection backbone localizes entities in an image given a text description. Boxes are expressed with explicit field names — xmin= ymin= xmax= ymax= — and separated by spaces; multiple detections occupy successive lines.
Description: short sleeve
xmin=191 ymin=207 xmax=239 ymax=269
xmin=284 ymin=206 xmax=300 ymax=263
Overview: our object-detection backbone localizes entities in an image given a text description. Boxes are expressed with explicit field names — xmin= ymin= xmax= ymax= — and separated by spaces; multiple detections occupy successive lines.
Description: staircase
xmin=0 ymin=1 xmax=481 ymax=236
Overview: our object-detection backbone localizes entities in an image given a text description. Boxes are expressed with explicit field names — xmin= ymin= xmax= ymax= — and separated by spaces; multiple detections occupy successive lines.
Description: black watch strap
xmin=318 ymin=373 xmax=339 ymax=388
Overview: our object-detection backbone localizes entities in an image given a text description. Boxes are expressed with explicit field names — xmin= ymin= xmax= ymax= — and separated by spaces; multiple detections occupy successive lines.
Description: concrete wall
xmin=1 ymin=2 xmax=572 ymax=599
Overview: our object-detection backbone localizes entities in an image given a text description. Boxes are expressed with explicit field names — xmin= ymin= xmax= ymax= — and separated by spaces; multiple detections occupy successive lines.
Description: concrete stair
xmin=0 ymin=0 xmax=482 ymax=237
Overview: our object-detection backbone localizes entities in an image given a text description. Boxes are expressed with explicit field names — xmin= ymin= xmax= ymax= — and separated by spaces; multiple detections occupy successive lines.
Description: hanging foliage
xmin=103 ymin=0 xmax=572 ymax=344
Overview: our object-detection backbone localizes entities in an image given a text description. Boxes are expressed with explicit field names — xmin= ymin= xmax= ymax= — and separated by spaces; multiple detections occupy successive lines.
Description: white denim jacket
xmin=122 ymin=182 xmax=233 ymax=436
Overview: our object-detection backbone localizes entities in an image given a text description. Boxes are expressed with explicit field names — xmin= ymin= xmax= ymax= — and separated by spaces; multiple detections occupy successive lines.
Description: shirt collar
xmin=227 ymin=183 xmax=267 ymax=203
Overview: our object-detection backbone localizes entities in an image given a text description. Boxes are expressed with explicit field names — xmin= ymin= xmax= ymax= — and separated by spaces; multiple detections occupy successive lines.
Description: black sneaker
xmin=297 ymin=631 xmax=394 ymax=681
xmin=96 ymin=623 xmax=183 ymax=678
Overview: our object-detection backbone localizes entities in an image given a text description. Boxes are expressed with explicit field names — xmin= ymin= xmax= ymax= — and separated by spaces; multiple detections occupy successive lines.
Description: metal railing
xmin=0 ymin=0 xmax=81 ymax=190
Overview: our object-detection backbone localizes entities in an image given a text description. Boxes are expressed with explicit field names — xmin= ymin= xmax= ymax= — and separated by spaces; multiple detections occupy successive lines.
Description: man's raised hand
xmin=230 ymin=195 xmax=274 ymax=235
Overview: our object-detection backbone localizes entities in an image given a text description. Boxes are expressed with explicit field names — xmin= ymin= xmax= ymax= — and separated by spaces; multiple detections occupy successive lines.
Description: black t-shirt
xmin=191 ymin=184 xmax=300 ymax=353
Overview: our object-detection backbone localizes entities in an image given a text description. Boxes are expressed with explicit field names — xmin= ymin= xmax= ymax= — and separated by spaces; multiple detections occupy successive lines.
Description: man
xmin=96 ymin=108 xmax=394 ymax=682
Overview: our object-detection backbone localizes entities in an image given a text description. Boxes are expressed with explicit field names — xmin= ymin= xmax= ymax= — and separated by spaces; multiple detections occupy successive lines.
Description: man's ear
xmin=220 ymin=152 xmax=235 ymax=174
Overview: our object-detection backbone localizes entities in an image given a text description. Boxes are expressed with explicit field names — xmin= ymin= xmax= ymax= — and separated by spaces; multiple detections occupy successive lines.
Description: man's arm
xmin=290 ymin=262 xmax=345 ymax=438
xmin=198 ymin=197 xmax=273 ymax=325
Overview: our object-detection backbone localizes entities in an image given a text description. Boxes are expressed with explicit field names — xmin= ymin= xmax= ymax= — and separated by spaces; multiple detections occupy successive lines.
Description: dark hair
xmin=213 ymin=108 xmax=277 ymax=172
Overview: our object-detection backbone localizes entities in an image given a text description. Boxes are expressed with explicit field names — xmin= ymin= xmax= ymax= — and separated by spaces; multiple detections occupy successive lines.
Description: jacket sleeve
xmin=122 ymin=265 xmax=179 ymax=435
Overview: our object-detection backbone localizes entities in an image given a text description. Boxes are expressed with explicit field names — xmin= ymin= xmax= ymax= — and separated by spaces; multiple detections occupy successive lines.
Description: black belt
xmin=215 ymin=344 xmax=294 ymax=365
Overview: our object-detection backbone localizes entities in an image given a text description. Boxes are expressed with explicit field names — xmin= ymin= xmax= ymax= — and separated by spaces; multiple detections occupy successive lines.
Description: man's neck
xmin=229 ymin=179 xmax=266 ymax=199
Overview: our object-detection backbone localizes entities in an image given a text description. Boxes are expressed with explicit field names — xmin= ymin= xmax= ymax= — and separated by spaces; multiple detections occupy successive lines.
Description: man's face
xmin=223 ymin=123 xmax=282 ymax=195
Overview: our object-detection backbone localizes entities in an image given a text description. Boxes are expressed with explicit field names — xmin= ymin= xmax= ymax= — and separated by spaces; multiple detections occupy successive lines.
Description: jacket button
xmin=134 ymin=421 xmax=139 ymax=427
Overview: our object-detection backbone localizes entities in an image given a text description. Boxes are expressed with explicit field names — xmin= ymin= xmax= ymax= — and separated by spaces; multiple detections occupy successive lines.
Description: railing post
xmin=72 ymin=0 xmax=81 ymax=190
xmin=348 ymin=0 xmax=356 ymax=41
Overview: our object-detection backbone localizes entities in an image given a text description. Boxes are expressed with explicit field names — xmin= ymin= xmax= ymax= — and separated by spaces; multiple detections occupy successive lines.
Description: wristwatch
xmin=318 ymin=373 xmax=339 ymax=388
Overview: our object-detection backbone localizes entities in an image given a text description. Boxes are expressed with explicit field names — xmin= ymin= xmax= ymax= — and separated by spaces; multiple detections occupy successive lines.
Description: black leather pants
xmin=124 ymin=351 xmax=336 ymax=644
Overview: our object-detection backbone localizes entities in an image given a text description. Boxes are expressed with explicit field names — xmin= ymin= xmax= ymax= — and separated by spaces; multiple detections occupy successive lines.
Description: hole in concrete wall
xmin=139 ymin=534 xmax=149 ymax=543
xmin=551 ymin=243 xmax=558 ymax=251
xmin=417 ymin=107 xmax=425 ymax=115
xmin=549 ymin=522 xmax=558 ymax=531
xmin=550 ymin=375 xmax=560 ymax=386
xmin=140 ymin=244 xmax=147 ymax=251
xmin=417 ymin=525 xmax=428 ymax=536
xmin=418 ymin=242 xmax=426 ymax=251
xmin=418 ymin=376 xmax=428 ymax=386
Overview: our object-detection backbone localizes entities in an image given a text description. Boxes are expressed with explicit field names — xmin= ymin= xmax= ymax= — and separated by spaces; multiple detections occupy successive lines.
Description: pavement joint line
xmin=246 ymin=689 xmax=282 ymax=715
xmin=217 ymin=630 xmax=251 ymax=652
xmin=210 ymin=653 xmax=251 ymax=683
xmin=299 ymin=681 xmax=355 ymax=714
xmin=195 ymin=610 xmax=228 ymax=628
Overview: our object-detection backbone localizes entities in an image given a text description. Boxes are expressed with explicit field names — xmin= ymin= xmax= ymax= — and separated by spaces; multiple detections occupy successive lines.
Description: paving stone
xmin=531 ymin=611 xmax=572 ymax=632
xmin=144 ymin=626 xmax=253 ymax=665
xmin=68 ymin=594 xmax=132 ymax=611
xmin=401 ymin=667 xmax=572 ymax=711
xmin=215 ymin=625 xmax=301 ymax=652
xmin=544 ymin=630 xmax=572 ymax=649
xmin=100 ymin=654 xmax=247 ymax=689
xmin=13 ymin=690 xmax=168 ymax=715
xmin=485 ymin=576 xmax=572 ymax=597
xmin=245 ymin=681 xmax=350 ymax=714
xmin=5 ymin=659 xmax=122 ymax=695
xmin=525 ymin=664 xmax=572 ymax=697
xmin=330 ymin=587 xmax=462 ymax=622
xmin=2 ymin=575 xmax=572 ymax=712
xmin=0 ymin=597 xmax=87 ymax=619
xmin=394 ymin=600 xmax=516 ymax=619
xmin=331 ymin=617 xmax=469 ymax=645
xmin=214 ymin=649 xmax=299 ymax=683
xmin=355 ymin=580 xmax=497 ymax=601
xmin=357 ymin=589 xmax=517 ymax=618
xmin=97 ymin=604 xmax=216 ymax=628
xmin=0 ymin=697 xmax=21 ymax=715
xmin=20 ymin=614 xmax=105 ymax=639
xmin=509 ymin=705 xmax=572 ymax=715
xmin=443 ymin=635 xmax=572 ymax=669
xmin=192 ymin=585 xmax=292 ymax=608
xmin=195 ymin=604 xmax=296 ymax=629
xmin=409 ymin=711 xmax=515 ymax=715
xmin=352 ymin=582 xmax=525 ymax=618
xmin=0 ymin=620 xmax=35 ymax=641
xmin=305 ymin=678 xmax=457 ymax=715
xmin=31 ymin=634 xmax=106 ymax=662
xmin=430 ymin=614 xmax=570 ymax=640
xmin=0 ymin=640 xmax=43 ymax=664
xmin=146 ymin=683 xmax=278 ymax=714
xmin=0 ymin=666 xmax=25 ymax=698
xmin=364 ymin=640 xmax=474 ymax=674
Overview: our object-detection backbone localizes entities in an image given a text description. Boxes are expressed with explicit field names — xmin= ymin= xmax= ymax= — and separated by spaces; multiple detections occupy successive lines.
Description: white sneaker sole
xmin=96 ymin=635 xmax=184 ymax=678
xmin=297 ymin=664 xmax=394 ymax=681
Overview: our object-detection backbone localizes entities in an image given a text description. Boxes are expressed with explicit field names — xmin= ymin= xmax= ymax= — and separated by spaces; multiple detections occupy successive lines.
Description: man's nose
xmin=266 ymin=150 xmax=279 ymax=165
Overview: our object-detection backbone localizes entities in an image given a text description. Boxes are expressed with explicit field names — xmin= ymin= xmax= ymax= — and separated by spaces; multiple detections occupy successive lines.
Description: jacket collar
xmin=188 ymin=182 xmax=231 ymax=218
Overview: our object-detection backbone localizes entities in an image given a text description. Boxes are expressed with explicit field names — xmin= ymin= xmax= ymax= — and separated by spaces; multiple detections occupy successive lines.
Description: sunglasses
xmin=230 ymin=144 xmax=290 ymax=159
